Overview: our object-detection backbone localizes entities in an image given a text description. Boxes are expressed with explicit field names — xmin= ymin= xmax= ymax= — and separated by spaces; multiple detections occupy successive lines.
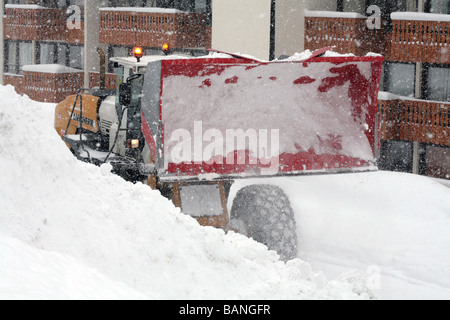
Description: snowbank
xmin=0 ymin=233 xmax=149 ymax=300
xmin=0 ymin=85 xmax=372 ymax=300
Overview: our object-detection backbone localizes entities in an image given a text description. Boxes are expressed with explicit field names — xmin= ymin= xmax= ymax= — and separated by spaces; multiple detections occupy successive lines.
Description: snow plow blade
xmin=139 ymin=53 xmax=384 ymax=179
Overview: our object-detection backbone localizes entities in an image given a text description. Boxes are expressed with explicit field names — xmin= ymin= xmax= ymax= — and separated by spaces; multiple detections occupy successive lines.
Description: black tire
xmin=230 ymin=184 xmax=297 ymax=261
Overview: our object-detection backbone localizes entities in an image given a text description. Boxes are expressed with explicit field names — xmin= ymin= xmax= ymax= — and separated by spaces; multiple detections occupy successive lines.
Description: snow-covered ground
xmin=231 ymin=173 xmax=450 ymax=300
xmin=0 ymin=85 xmax=449 ymax=300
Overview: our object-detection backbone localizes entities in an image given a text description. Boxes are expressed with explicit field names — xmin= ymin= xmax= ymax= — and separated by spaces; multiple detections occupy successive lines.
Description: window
xmin=383 ymin=62 xmax=416 ymax=98
xmin=5 ymin=0 xmax=25 ymax=4
xmin=39 ymin=43 xmax=56 ymax=64
xmin=36 ymin=0 xmax=84 ymax=8
xmin=4 ymin=40 xmax=32 ymax=74
xmin=36 ymin=42 xmax=84 ymax=70
xmin=19 ymin=42 xmax=33 ymax=68
xmin=365 ymin=0 xmax=414 ymax=12
xmin=194 ymin=0 xmax=207 ymax=12
xmin=5 ymin=41 xmax=18 ymax=73
xmin=57 ymin=43 xmax=68 ymax=66
xmin=425 ymin=146 xmax=450 ymax=179
xmin=379 ymin=140 xmax=414 ymax=173
xmin=423 ymin=65 xmax=450 ymax=102
xmin=337 ymin=0 xmax=365 ymax=14
xmin=426 ymin=0 xmax=450 ymax=14
xmin=69 ymin=45 xmax=84 ymax=69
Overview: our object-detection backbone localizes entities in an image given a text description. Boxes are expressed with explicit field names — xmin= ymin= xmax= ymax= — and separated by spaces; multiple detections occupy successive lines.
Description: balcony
xmin=304 ymin=10 xmax=385 ymax=56
xmin=4 ymin=65 xmax=84 ymax=103
xmin=386 ymin=13 xmax=450 ymax=64
xmin=305 ymin=10 xmax=450 ymax=64
xmin=3 ymin=74 xmax=25 ymax=96
xmin=3 ymin=5 xmax=84 ymax=44
xmin=379 ymin=93 xmax=449 ymax=147
xmin=99 ymin=8 xmax=211 ymax=49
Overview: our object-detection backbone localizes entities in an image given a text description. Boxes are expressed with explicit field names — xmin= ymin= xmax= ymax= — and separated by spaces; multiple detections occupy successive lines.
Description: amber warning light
xmin=162 ymin=43 xmax=171 ymax=55
xmin=133 ymin=47 xmax=144 ymax=62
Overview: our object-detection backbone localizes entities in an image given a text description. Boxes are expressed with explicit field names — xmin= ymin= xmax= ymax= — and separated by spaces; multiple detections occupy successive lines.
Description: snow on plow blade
xmin=140 ymin=53 xmax=384 ymax=178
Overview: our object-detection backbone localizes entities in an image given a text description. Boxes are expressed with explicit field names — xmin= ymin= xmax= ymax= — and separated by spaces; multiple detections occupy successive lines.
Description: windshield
xmin=129 ymin=74 xmax=144 ymax=108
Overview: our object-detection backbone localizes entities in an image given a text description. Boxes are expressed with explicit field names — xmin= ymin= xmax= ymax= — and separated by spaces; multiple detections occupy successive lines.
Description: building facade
xmin=1 ymin=0 xmax=449 ymax=179
xmin=1 ymin=0 xmax=211 ymax=100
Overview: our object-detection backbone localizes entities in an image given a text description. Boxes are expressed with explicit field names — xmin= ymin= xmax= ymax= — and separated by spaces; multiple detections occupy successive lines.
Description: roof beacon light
xmin=162 ymin=43 xmax=171 ymax=55
xmin=134 ymin=47 xmax=144 ymax=62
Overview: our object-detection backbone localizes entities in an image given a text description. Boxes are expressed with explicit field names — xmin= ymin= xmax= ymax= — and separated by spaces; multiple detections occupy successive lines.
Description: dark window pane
xmin=385 ymin=63 xmax=416 ymax=97
xmin=69 ymin=45 xmax=84 ymax=69
xmin=57 ymin=44 xmax=68 ymax=66
xmin=427 ymin=67 xmax=450 ymax=102
xmin=18 ymin=42 xmax=32 ymax=73
xmin=6 ymin=41 xmax=17 ymax=73
xmin=379 ymin=141 xmax=413 ymax=173
xmin=40 ymin=43 xmax=55 ymax=64
xmin=428 ymin=0 xmax=449 ymax=14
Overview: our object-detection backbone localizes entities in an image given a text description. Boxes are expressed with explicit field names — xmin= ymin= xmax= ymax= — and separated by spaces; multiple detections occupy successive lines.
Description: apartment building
xmin=1 ymin=0 xmax=211 ymax=101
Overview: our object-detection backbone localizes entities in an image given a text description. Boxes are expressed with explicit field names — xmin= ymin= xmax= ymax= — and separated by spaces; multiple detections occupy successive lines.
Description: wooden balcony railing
xmin=4 ymin=5 xmax=84 ymax=43
xmin=3 ymin=74 xmax=25 ymax=96
xmin=305 ymin=11 xmax=450 ymax=64
xmin=99 ymin=8 xmax=211 ymax=49
xmin=379 ymin=94 xmax=449 ymax=146
xmin=23 ymin=70 xmax=84 ymax=103
xmin=5 ymin=65 xmax=84 ymax=103
xmin=304 ymin=11 xmax=385 ymax=56
xmin=386 ymin=13 xmax=450 ymax=64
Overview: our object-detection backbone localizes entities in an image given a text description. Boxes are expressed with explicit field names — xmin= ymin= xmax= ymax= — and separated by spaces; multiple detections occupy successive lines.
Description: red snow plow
xmin=151 ymin=53 xmax=382 ymax=177
xmin=55 ymin=47 xmax=383 ymax=260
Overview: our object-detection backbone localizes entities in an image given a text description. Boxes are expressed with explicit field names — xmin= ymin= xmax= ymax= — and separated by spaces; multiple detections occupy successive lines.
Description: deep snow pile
xmin=0 ymin=233 xmax=148 ymax=300
xmin=0 ymin=85 xmax=372 ymax=300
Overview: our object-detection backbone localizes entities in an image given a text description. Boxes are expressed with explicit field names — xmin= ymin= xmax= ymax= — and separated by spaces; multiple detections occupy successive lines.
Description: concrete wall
xmin=275 ymin=0 xmax=336 ymax=58
xmin=212 ymin=0 xmax=272 ymax=60
xmin=212 ymin=0 xmax=337 ymax=60
xmin=84 ymin=0 xmax=107 ymax=88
